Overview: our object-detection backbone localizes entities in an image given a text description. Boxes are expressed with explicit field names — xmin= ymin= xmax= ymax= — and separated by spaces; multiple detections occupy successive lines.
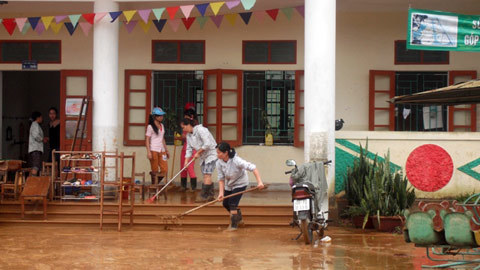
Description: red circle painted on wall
xmin=406 ymin=144 xmax=453 ymax=192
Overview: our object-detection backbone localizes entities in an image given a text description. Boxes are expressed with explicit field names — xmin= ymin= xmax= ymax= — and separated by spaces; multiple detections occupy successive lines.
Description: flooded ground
xmin=0 ymin=223 xmax=472 ymax=269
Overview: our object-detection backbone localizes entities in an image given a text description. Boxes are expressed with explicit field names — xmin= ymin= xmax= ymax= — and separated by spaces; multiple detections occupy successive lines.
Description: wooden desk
xmin=20 ymin=176 xmax=50 ymax=219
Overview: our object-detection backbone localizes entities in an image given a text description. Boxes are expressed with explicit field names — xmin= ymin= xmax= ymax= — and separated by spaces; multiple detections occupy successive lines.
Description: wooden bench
xmin=20 ymin=176 xmax=50 ymax=220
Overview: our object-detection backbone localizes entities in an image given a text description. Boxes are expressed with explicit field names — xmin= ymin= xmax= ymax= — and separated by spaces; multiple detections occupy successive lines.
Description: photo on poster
xmin=410 ymin=12 xmax=458 ymax=47
xmin=65 ymin=98 xmax=86 ymax=116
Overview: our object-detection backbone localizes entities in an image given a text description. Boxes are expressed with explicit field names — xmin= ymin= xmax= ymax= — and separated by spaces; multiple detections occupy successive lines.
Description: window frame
xmin=242 ymin=40 xmax=297 ymax=64
xmin=0 ymin=40 xmax=62 ymax=64
xmin=151 ymin=40 xmax=206 ymax=64
xmin=394 ymin=40 xmax=449 ymax=65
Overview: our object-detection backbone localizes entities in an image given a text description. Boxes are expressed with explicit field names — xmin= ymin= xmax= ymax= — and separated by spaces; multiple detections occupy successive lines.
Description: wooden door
xmin=60 ymin=70 xmax=93 ymax=151
xmin=369 ymin=70 xmax=395 ymax=131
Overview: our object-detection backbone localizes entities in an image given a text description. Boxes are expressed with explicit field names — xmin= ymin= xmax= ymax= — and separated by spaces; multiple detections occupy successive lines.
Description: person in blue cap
xmin=146 ymin=107 xmax=169 ymax=186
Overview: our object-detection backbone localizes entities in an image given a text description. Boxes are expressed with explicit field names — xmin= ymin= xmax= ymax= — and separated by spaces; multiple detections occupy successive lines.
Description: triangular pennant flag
xmin=225 ymin=14 xmax=237 ymax=26
xmin=266 ymin=9 xmax=279 ymax=21
xmin=15 ymin=18 xmax=27 ymax=32
xmin=168 ymin=18 xmax=181 ymax=32
xmin=64 ymin=22 xmax=78 ymax=36
xmin=139 ymin=20 xmax=152 ymax=33
xmin=2 ymin=18 xmax=16 ymax=35
xmin=82 ymin=13 xmax=95 ymax=24
xmin=226 ymin=0 xmax=241 ymax=9
xmin=210 ymin=2 xmax=224 ymax=16
xmin=138 ymin=9 xmax=151 ymax=23
xmin=295 ymin=6 xmax=304 ymax=18
xmin=123 ymin=10 xmax=137 ymax=23
xmin=254 ymin=11 xmax=265 ymax=23
xmin=69 ymin=14 xmax=81 ymax=27
xmin=50 ymin=21 xmax=63 ymax=34
xmin=241 ymin=0 xmax=256 ymax=10
xmin=152 ymin=8 xmax=165 ymax=20
xmin=28 ymin=17 xmax=40 ymax=30
xmin=196 ymin=16 xmax=208 ymax=29
xmin=181 ymin=17 xmax=196 ymax=30
xmin=95 ymin=12 xmax=107 ymax=23
xmin=124 ymin=20 xmax=138 ymax=33
xmin=79 ymin=22 xmax=92 ymax=36
xmin=166 ymin=6 xmax=180 ymax=19
xmin=153 ymin=19 xmax=167 ymax=32
xmin=239 ymin=12 xmax=252 ymax=25
xmin=41 ymin=16 xmax=54 ymax=30
xmin=195 ymin=3 xmax=209 ymax=17
xmin=21 ymin=22 xmax=30 ymax=35
xmin=55 ymin=15 xmax=67 ymax=23
xmin=210 ymin=15 xmax=224 ymax=28
xmin=180 ymin=5 xmax=194 ymax=18
xmin=281 ymin=8 xmax=293 ymax=20
xmin=109 ymin=11 xmax=122 ymax=22
xmin=35 ymin=21 xmax=45 ymax=35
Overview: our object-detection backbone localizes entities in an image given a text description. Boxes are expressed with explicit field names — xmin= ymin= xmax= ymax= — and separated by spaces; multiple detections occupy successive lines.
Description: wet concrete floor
xmin=0 ymin=224 xmax=468 ymax=269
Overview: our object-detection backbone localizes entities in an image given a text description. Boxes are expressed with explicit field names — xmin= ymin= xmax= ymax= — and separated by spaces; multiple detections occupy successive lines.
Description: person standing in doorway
xmin=48 ymin=107 xmax=60 ymax=164
xmin=29 ymin=111 xmax=48 ymax=176
xmin=216 ymin=142 xmax=264 ymax=231
xmin=180 ymin=103 xmax=197 ymax=192
xmin=181 ymin=118 xmax=217 ymax=202
xmin=146 ymin=107 xmax=169 ymax=186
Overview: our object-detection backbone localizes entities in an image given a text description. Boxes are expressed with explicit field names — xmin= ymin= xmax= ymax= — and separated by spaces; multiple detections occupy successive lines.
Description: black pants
xmin=222 ymin=186 xmax=247 ymax=212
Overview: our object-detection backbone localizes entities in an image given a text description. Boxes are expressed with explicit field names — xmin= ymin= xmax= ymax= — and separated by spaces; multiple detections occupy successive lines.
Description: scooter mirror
xmin=286 ymin=159 xmax=296 ymax=167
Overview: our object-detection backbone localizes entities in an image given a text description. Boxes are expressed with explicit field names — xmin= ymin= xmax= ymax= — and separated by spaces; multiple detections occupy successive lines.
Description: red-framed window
xmin=394 ymin=40 xmax=449 ymax=65
xmin=124 ymin=70 xmax=152 ymax=146
xmin=448 ymin=71 xmax=477 ymax=132
xmin=242 ymin=40 xmax=296 ymax=64
xmin=0 ymin=40 xmax=61 ymax=63
xmin=152 ymin=40 xmax=205 ymax=64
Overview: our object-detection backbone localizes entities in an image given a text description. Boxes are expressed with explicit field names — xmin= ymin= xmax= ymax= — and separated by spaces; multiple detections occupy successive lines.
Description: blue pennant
xmin=28 ymin=17 xmax=41 ymax=30
xmin=195 ymin=3 xmax=209 ymax=17
xmin=64 ymin=22 xmax=78 ymax=36
xmin=239 ymin=12 xmax=252 ymax=25
xmin=109 ymin=11 xmax=123 ymax=22
xmin=153 ymin=19 xmax=167 ymax=32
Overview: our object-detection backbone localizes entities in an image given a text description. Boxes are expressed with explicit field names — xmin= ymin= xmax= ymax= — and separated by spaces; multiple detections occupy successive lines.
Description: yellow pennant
xmin=139 ymin=20 xmax=151 ymax=33
xmin=210 ymin=2 xmax=225 ymax=16
xmin=41 ymin=16 xmax=54 ymax=30
xmin=123 ymin=10 xmax=137 ymax=23
xmin=225 ymin=13 xmax=237 ymax=26
xmin=50 ymin=21 xmax=63 ymax=34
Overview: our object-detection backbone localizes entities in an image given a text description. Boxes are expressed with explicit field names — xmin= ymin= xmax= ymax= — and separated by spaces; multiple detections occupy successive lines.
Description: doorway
xmin=1 ymin=71 xmax=60 ymax=161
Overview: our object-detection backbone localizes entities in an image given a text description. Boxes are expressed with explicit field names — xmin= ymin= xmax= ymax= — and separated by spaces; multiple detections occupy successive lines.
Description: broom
xmin=146 ymin=157 xmax=196 ymax=203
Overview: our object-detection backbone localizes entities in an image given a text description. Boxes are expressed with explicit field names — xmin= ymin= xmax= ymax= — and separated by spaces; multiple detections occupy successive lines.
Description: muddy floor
xmin=0 ymin=224 xmax=475 ymax=269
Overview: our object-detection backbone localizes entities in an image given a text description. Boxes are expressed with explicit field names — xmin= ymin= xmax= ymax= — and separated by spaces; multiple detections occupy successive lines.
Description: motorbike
xmin=286 ymin=159 xmax=331 ymax=245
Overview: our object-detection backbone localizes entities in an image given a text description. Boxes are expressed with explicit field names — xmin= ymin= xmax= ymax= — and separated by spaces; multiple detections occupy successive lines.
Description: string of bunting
xmin=0 ymin=0 xmax=304 ymax=36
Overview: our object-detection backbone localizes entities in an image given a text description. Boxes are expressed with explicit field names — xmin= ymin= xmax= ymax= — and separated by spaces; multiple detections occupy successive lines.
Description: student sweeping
xmin=181 ymin=118 xmax=217 ymax=202
xmin=216 ymin=142 xmax=264 ymax=231
xmin=180 ymin=104 xmax=197 ymax=192
xmin=146 ymin=107 xmax=169 ymax=185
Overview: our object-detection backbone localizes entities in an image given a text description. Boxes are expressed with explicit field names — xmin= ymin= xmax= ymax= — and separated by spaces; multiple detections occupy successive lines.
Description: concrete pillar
xmin=93 ymin=0 xmax=119 ymax=152
xmin=304 ymin=0 xmax=336 ymax=213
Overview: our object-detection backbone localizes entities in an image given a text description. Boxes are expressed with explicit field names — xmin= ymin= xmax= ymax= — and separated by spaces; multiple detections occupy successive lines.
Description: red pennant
xmin=82 ymin=13 xmax=95 ymax=24
xmin=266 ymin=9 xmax=279 ymax=21
xmin=166 ymin=6 xmax=180 ymax=19
xmin=2 ymin=18 xmax=16 ymax=35
xmin=181 ymin=17 xmax=196 ymax=30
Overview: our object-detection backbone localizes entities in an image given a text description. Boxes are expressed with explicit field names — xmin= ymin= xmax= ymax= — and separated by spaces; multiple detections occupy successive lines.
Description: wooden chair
xmin=0 ymin=160 xmax=27 ymax=201
xmin=133 ymin=172 xmax=145 ymax=202
xmin=41 ymin=161 xmax=57 ymax=176
xmin=20 ymin=176 xmax=50 ymax=219
xmin=147 ymin=172 xmax=167 ymax=201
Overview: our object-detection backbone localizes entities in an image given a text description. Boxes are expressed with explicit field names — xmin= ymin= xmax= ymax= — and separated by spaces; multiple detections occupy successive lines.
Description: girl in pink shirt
xmin=146 ymin=107 xmax=169 ymax=184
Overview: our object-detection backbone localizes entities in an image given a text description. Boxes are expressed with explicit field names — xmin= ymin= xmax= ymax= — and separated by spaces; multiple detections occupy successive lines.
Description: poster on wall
xmin=407 ymin=8 xmax=480 ymax=51
xmin=65 ymin=98 xmax=86 ymax=116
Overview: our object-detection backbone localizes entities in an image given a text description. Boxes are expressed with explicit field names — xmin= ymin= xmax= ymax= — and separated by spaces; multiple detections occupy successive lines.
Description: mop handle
xmin=178 ymin=186 xmax=260 ymax=218
xmin=151 ymin=157 xmax=196 ymax=200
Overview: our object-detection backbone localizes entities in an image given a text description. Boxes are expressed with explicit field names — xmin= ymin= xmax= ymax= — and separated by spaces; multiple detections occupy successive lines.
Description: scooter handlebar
xmin=285 ymin=170 xmax=292 ymax=175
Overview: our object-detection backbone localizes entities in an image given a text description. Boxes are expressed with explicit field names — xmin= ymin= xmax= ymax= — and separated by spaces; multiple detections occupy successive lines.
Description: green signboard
xmin=407 ymin=8 xmax=480 ymax=51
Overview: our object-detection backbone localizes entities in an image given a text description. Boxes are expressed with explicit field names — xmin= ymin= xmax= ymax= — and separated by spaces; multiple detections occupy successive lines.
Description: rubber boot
xmin=206 ymin=184 xmax=215 ymax=202
xmin=237 ymin=209 xmax=245 ymax=227
xmin=195 ymin=184 xmax=209 ymax=203
xmin=226 ymin=214 xmax=240 ymax=231
xmin=190 ymin=178 xmax=197 ymax=191
xmin=181 ymin=178 xmax=187 ymax=192
xmin=149 ymin=171 xmax=157 ymax=185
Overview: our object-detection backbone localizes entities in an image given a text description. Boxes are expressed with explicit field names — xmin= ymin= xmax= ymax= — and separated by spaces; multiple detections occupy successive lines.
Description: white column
xmin=93 ymin=0 xmax=119 ymax=152
xmin=304 ymin=0 xmax=336 ymax=212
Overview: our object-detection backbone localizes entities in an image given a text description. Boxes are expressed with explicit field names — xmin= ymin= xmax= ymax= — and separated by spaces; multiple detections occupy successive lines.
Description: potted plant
xmin=261 ymin=109 xmax=273 ymax=146
xmin=162 ymin=108 xmax=182 ymax=146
